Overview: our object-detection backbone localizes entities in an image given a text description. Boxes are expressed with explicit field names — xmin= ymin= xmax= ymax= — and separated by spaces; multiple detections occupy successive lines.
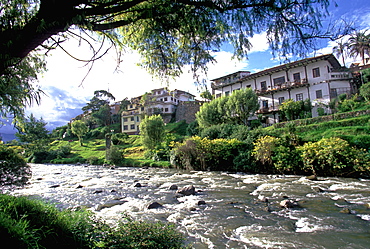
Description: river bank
xmin=8 ymin=163 xmax=370 ymax=248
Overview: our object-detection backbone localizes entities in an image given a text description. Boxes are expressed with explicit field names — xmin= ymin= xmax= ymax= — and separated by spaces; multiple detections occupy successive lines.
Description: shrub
xmin=0 ymin=144 xmax=30 ymax=187
xmin=298 ymin=137 xmax=370 ymax=176
xmin=171 ymin=136 xmax=247 ymax=171
xmin=106 ymin=146 xmax=124 ymax=165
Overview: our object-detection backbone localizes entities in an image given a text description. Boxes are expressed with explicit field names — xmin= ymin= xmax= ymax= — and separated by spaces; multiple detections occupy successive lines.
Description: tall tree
xmin=226 ymin=88 xmax=259 ymax=125
xmin=347 ymin=30 xmax=370 ymax=65
xmin=139 ymin=115 xmax=165 ymax=151
xmin=0 ymin=0 xmax=346 ymax=119
xmin=333 ymin=39 xmax=348 ymax=66
xmin=71 ymin=120 xmax=89 ymax=146
xmin=15 ymin=114 xmax=50 ymax=143
xmin=82 ymin=90 xmax=115 ymax=113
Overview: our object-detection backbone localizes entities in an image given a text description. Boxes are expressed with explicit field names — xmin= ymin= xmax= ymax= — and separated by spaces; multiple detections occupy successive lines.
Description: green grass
xmin=0 ymin=194 xmax=188 ymax=249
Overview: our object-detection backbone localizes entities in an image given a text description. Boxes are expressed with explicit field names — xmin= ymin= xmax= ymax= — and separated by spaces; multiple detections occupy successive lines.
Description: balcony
xmin=121 ymin=110 xmax=140 ymax=116
xmin=256 ymin=106 xmax=279 ymax=114
xmin=329 ymin=72 xmax=351 ymax=80
xmin=255 ymin=79 xmax=308 ymax=96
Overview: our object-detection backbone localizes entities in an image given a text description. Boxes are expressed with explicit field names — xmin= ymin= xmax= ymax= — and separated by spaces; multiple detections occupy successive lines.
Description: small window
xmin=164 ymin=97 xmax=168 ymax=101
xmin=273 ymin=76 xmax=285 ymax=86
xmin=312 ymin=67 xmax=320 ymax=78
xmin=316 ymin=90 xmax=323 ymax=99
xmin=278 ymin=97 xmax=285 ymax=104
xmin=293 ymin=73 xmax=301 ymax=82
xmin=123 ymin=125 xmax=128 ymax=130
xmin=296 ymin=93 xmax=303 ymax=101
xmin=261 ymin=81 xmax=267 ymax=90
xmin=141 ymin=107 xmax=144 ymax=111
xmin=130 ymin=124 xmax=135 ymax=130
xmin=225 ymin=91 xmax=230 ymax=96
xmin=137 ymin=116 xmax=140 ymax=122
xmin=130 ymin=117 xmax=134 ymax=121
xmin=165 ymin=108 xmax=169 ymax=112
xmin=123 ymin=118 xmax=128 ymax=122
xmin=129 ymin=105 xmax=133 ymax=109
xmin=330 ymin=88 xmax=338 ymax=98
xmin=262 ymin=100 xmax=268 ymax=108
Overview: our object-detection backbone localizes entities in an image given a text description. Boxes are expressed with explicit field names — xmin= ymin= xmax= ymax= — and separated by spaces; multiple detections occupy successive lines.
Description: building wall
xmin=175 ymin=101 xmax=203 ymax=124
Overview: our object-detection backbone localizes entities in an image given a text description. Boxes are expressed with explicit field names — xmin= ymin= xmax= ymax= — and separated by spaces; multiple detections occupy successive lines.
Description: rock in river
xmin=95 ymin=199 xmax=128 ymax=211
xmin=148 ymin=202 xmax=163 ymax=209
xmin=176 ymin=185 xmax=196 ymax=196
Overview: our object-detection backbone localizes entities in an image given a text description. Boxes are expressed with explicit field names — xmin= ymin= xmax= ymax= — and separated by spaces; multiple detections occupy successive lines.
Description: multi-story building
xmin=121 ymin=88 xmax=196 ymax=134
xmin=211 ymin=54 xmax=354 ymax=124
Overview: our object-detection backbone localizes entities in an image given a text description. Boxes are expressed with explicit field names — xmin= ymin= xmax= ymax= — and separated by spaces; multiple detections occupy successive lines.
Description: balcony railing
xmin=256 ymin=79 xmax=308 ymax=95
xmin=256 ymin=106 xmax=280 ymax=114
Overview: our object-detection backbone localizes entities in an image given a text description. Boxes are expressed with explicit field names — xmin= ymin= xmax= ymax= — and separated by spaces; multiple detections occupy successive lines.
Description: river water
xmin=7 ymin=164 xmax=370 ymax=248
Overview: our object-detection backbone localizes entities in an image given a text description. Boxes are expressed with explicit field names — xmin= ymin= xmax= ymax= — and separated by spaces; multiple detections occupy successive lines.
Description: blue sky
xmin=1 ymin=0 xmax=370 ymax=141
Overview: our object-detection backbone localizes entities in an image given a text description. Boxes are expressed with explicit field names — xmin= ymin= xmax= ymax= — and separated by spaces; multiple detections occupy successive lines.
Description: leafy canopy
xmin=0 ymin=0 xmax=344 ymax=118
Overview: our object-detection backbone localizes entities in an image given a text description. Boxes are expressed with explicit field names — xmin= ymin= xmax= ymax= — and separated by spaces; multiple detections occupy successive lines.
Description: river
xmin=7 ymin=164 xmax=370 ymax=248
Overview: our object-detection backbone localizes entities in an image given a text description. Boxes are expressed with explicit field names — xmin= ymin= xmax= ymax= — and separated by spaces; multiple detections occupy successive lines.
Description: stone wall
xmin=175 ymin=101 xmax=204 ymax=123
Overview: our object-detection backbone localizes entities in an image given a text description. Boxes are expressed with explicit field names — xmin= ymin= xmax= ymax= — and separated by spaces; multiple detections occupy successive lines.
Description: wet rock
xmin=95 ymin=199 xmax=127 ymax=211
xmin=134 ymin=182 xmax=142 ymax=187
xmin=306 ymin=175 xmax=318 ymax=181
xmin=258 ymin=195 xmax=268 ymax=202
xmin=176 ymin=185 xmax=196 ymax=196
xmin=76 ymin=184 xmax=84 ymax=189
xmin=148 ymin=202 xmax=163 ymax=209
xmin=36 ymin=177 xmax=43 ymax=180
xmin=169 ymin=184 xmax=178 ymax=190
xmin=312 ymin=186 xmax=328 ymax=193
xmin=340 ymin=208 xmax=353 ymax=214
xmin=189 ymin=207 xmax=197 ymax=211
xmin=93 ymin=190 xmax=103 ymax=194
xmin=198 ymin=200 xmax=206 ymax=205
xmin=50 ymin=184 xmax=60 ymax=188
xmin=110 ymin=189 xmax=116 ymax=192
xmin=262 ymin=206 xmax=272 ymax=212
xmin=280 ymin=199 xmax=299 ymax=209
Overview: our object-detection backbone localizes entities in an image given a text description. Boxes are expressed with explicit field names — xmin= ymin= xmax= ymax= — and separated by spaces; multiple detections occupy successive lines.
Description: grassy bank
xmin=0 ymin=194 xmax=188 ymax=249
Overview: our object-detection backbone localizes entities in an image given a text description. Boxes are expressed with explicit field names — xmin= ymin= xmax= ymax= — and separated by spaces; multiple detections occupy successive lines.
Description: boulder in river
xmin=169 ymin=184 xmax=178 ymax=190
xmin=306 ymin=175 xmax=318 ymax=181
xmin=176 ymin=185 xmax=196 ymax=196
xmin=134 ymin=182 xmax=142 ymax=187
xmin=148 ymin=202 xmax=163 ymax=209
xmin=50 ymin=184 xmax=60 ymax=188
xmin=280 ymin=199 xmax=299 ymax=209
xmin=95 ymin=199 xmax=127 ymax=211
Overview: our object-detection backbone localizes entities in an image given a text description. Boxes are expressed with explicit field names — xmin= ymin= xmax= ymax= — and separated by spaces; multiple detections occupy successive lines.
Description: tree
xmin=71 ymin=120 xmax=89 ymax=146
xmin=200 ymin=88 xmax=214 ymax=101
xmin=82 ymin=90 xmax=115 ymax=113
xmin=196 ymin=96 xmax=229 ymax=128
xmin=15 ymin=114 xmax=50 ymax=143
xmin=139 ymin=115 xmax=165 ymax=151
xmin=1 ymin=0 xmax=344 ymax=119
xmin=359 ymin=82 xmax=370 ymax=102
xmin=333 ymin=39 xmax=348 ymax=66
xmin=279 ymin=98 xmax=312 ymax=121
xmin=226 ymin=88 xmax=259 ymax=125
xmin=91 ymin=104 xmax=112 ymax=127
xmin=347 ymin=30 xmax=370 ymax=65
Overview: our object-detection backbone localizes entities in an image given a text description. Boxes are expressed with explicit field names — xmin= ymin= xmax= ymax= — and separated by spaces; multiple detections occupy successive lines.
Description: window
xmin=273 ymin=76 xmax=285 ymax=86
xmin=330 ymin=88 xmax=337 ymax=98
xmin=141 ymin=107 xmax=144 ymax=111
xmin=262 ymin=100 xmax=268 ymax=108
xmin=278 ymin=97 xmax=285 ymax=104
xmin=130 ymin=117 xmax=134 ymax=121
xmin=123 ymin=118 xmax=128 ymax=122
xmin=296 ymin=93 xmax=303 ymax=101
xmin=316 ymin=90 xmax=323 ymax=99
xmin=293 ymin=73 xmax=301 ymax=82
xmin=129 ymin=104 xmax=133 ymax=109
xmin=312 ymin=67 xmax=320 ymax=78
xmin=165 ymin=108 xmax=169 ymax=112
xmin=246 ymin=85 xmax=251 ymax=88
xmin=164 ymin=97 xmax=168 ymax=101
xmin=123 ymin=125 xmax=128 ymax=130
xmin=261 ymin=81 xmax=267 ymax=90
xmin=130 ymin=124 xmax=135 ymax=130
xmin=225 ymin=91 xmax=230 ymax=96
xmin=137 ymin=116 xmax=140 ymax=122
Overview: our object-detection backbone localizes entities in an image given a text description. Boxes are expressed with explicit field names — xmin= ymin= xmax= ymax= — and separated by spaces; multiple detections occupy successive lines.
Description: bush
xmin=298 ymin=137 xmax=370 ymax=177
xmin=0 ymin=144 xmax=30 ymax=187
xmin=171 ymin=136 xmax=248 ymax=171
xmin=0 ymin=195 xmax=187 ymax=249
xmin=106 ymin=146 xmax=124 ymax=165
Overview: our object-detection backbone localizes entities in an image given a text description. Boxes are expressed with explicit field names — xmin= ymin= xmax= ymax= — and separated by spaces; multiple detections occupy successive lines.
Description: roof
xmin=211 ymin=71 xmax=251 ymax=81
xmin=211 ymin=54 xmax=342 ymax=88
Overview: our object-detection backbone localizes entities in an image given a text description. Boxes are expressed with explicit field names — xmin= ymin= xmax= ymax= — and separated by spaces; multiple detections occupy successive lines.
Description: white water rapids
xmin=6 ymin=164 xmax=370 ymax=248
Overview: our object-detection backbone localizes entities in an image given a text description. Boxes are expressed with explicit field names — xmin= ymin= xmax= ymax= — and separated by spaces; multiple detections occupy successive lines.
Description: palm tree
xmin=347 ymin=30 xmax=370 ymax=65
xmin=333 ymin=39 xmax=348 ymax=66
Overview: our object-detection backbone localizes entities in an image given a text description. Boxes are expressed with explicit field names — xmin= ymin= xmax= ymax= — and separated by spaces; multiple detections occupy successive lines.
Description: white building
xmin=121 ymin=88 xmax=195 ymax=134
xmin=211 ymin=54 xmax=354 ymax=124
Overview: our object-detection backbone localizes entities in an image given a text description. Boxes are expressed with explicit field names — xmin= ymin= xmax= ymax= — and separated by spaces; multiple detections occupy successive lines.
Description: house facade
xmin=121 ymin=88 xmax=196 ymax=134
xmin=211 ymin=54 xmax=354 ymax=124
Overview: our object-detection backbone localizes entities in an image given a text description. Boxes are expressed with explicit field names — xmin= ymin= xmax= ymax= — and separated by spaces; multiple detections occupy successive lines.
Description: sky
xmin=1 ymin=0 xmax=370 ymax=141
